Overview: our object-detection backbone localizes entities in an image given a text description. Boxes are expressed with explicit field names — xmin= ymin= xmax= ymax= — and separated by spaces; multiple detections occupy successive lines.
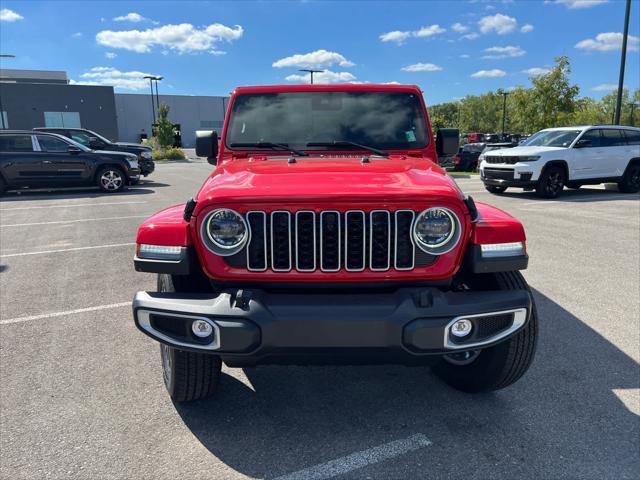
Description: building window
xmin=44 ymin=111 xmax=81 ymax=128
xmin=200 ymin=120 xmax=223 ymax=129
xmin=0 ymin=111 xmax=8 ymax=128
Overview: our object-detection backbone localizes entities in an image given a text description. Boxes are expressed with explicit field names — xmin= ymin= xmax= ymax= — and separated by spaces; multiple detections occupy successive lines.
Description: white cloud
xmin=546 ymin=0 xmax=608 ymax=9
xmin=209 ymin=50 xmax=226 ymax=56
xmin=523 ymin=67 xmax=551 ymax=76
xmin=461 ymin=32 xmax=480 ymax=40
xmin=72 ymin=66 xmax=159 ymax=90
xmin=592 ymin=83 xmax=618 ymax=92
xmin=285 ymin=70 xmax=357 ymax=84
xmin=521 ymin=24 xmax=534 ymax=33
xmin=451 ymin=22 xmax=468 ymax=33
xmin=114 ymin=12 xmax=149 ymax=22
xmin=272 ymin=49 xmax=354 ymax=68
xmin=0 ymin=8 xmax=23 ymax=22
xmin=575 ymin=32 xmax=639 ymax=52
xmin=379 ymin=24 xmax=446 ymax=44
xmin=71 ymin=32 xmax=83 ymax=38
xmin=482 ymin=45 xmax=525 ymax=59
xmin=471 ymin=69 xmax=507 ymax=78
xmin=96 ymin=22 xmax=244 ymax=54
xmin=460 ymin=54 xmax=470 ymax=58
xmin=478 ymin=14 xmax=517 ymax=35
xmin=105 ymin=52 xmax=117 ymax=59
xmin=383 ymin=81 xmax=401 ymax=84
xmin=401 ymin=63 xmax=443 ymax=72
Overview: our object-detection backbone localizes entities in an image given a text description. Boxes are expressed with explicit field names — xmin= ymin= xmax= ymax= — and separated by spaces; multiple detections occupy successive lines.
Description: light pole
xmin=143 ymin=75 xmax=156 ymax=123
xmin=614 ymin=0 xmax=631 ymax=125
xmin=0 ymin=54 xmax=16 ymax=129
xmin=298 ymin=69 xmax=324 ymax=85
xmin=153 ymin=76 xmax=163 ymax=113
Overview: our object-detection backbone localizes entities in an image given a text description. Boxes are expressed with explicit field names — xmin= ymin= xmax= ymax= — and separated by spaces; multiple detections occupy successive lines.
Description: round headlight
xmin=203 ymin=208 xmax=248 ymax=254
xmin=413 ymin=207 xmax=461 ymax=255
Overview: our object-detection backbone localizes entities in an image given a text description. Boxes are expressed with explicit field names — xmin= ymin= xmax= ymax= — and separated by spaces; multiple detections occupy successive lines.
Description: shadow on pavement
xmin=0 ymin=183 xmax=169 ymax=202
xmin=174 ymin=289 xmax=639 ymax=479
xmin=497 ymin=186 xmax=640 ymax=203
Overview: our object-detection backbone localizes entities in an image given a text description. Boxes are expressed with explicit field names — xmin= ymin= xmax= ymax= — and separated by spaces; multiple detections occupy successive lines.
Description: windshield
xmin=84 ymin=129 xmax=112 ymax=144
xmin=226 ymin=91 xmax=429 ymax=151
xmin=521 ymin=129 xmax=581 ymax=148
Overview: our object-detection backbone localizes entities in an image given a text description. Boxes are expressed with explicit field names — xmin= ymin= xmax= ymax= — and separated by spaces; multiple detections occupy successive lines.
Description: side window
xmin=70 ymin=132 xmax=92 ymax=146
xmin=36 ymin=135 xmax=71 ymax=153
xmin=623 ymin=129 xmax=640 ymax=145
xmin=579 ymin=129 xmax=602 ymax=148
xmin=0 ymin=135 xmax=34 ymax=152
xmin=600 ymin=129 xmax=626 ymax=147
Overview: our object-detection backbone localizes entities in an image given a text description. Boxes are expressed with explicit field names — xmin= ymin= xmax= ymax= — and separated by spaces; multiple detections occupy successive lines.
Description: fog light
xmin=451 ymin=319 xmax=473 ymax=338
xmin=191 ymin=320 xmax=213 ymax=338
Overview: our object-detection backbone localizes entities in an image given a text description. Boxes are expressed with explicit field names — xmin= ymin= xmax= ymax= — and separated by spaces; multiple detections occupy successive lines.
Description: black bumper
xmin=481 ymin=169 xmax=536 ymax=188
xmin=132 ymin=287 xmax=532 ymax=366
xmin=139 ymin=160 xmax=155 ymax=176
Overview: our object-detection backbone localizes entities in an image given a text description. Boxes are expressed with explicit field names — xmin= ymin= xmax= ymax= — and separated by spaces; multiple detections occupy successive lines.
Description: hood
xmin=114 ymin=142 xmax=151 ymax=151
xmin=94 ymin=150 xmax=137 ymax=160
xmin=194 ymin=155 xmax=464 ymax=207
xmin=484 ymin=145 xmax=566 ymax=156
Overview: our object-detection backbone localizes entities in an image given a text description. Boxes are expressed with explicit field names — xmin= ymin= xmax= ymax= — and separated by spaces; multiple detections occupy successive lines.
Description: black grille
xmin=475 ymin=313 xmax=514 ymax=340
xmin=485 ymin=156 xmax=520 ymax=164
xmin=483 ymin=168 xmax=515 ymax=181
xmin=243 ymin=209 xmax=431 ymax=272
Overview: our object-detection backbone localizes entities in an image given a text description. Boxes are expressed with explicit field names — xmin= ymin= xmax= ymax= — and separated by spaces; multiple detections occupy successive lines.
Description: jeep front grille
xmin=242 ymin=209 xmax=427 ymax=272
xmin=484 ymin=156 xmax=519 ymax=164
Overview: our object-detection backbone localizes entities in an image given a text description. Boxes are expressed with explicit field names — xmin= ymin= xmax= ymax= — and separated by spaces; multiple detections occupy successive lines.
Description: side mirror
xmin=196 ymin=130 xmax=219 ymax=165
xmin=436 ymin=128 xmax=460 ymax=156
xmin=68 ymin=145 xmax=81 ymax=154
xmin=574 ymin=139 xmax=591 ymax=148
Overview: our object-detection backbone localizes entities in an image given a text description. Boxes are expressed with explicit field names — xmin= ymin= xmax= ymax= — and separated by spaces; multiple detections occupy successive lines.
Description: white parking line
xmin=2 ymin=215 xmax=148 ymax=228
xmin=0 ymin=302 xmax=131 ymax=325
xmin=272 ymin=434 xmax=432 ymax=480
xmin=0 ymin=201 xmax=146 ymax=211
xmin=0 ymin=242 xmax=135 ymax=258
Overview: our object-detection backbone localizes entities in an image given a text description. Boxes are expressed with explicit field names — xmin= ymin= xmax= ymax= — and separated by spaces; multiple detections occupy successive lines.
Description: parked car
xmin=132 ymin=84 xmax=537 ymax=402
xmin=34 ymin=127 xmax=154 ymax=179
xmin=479 ymin=125 xmax=640 ymax=198
xmin=463 ymin=132 xmax=485 ymax=143
xmin=0 ymin=130 xmax=140 ymax=194
xmin=452 ymin=142 xmax=485 ymax=171
xmin=476 ymin=142 xmax=517 ymax=170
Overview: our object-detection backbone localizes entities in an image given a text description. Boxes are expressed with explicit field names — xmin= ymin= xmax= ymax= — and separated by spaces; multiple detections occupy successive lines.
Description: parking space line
xmin=0 ymin=302 xmax=131 ymax=325
xmin=0 ymin=201 xmax=146 ymax=211
xmin=272 ymin=434 xmax=432 ymax=480
xmin=0 ymin=242 xmax=135 ymax=258
xmin=2 ymin=215 xmax=148 ymax=228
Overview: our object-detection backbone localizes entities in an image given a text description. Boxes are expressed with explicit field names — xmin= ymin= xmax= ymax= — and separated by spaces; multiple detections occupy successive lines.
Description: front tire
xmin=485 ymin=185 xmax=507 ymax=194
xmin=97 ymin=166 xmax=126 ymax=193
xmin=536 ymin=165 xmax=565 ymax=198
xmin=433 ymin=271 xmax=538 ymax=393
xmin=158 ymin=273 xmax=221 ymax=402
xmin=618 ymin=162 xmax=640 ymax=193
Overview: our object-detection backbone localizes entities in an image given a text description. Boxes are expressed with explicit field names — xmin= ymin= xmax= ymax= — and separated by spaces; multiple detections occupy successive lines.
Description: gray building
xmin=0 ymin=69 xmax=228 ymax=147
xmin=115 ymin=93 xmax=228 ymax=147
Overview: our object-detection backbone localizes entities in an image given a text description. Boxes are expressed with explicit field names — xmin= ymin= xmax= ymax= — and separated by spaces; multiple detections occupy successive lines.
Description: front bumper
xmin=132 ymin=287 xmax=532 ymax=366
xmin=139 ymin=159 xmax=155 ymax=176
xmin=480 ymin=165 xmax=537 ymax=188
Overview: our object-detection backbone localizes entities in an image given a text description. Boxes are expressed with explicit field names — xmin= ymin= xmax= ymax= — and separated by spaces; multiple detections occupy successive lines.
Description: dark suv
xmin=34 ymin=127 xmax=154 ymax=178
xmin=0 ymin=130 xmax=140 ymax=194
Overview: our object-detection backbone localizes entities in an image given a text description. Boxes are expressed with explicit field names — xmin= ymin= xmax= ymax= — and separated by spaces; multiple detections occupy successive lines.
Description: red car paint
xmin=136 ymin=84 xmax=526 ymax=283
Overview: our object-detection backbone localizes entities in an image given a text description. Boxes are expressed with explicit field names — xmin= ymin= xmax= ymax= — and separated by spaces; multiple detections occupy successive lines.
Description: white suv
xmin=479 ymin=125 xmax=640 ymax=198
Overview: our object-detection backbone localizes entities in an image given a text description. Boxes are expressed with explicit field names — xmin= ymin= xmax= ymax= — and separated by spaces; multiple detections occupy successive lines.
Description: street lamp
xmin=143 ymin=75 xmax=157 ymax=123
xmin=0 ymin=54 xmax=16 ymax=129
xmin=153 ymin=76 xmax=163 ymax=113
xmin=614 ymin=0 xmax=632 ymax=125
xmin=298 ymin=69 xmax=324 ymax=85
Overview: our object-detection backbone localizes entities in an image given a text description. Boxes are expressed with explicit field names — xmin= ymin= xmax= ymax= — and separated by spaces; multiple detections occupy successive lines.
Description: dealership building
xmin=0 ymin=69 xmax=228 ymax=147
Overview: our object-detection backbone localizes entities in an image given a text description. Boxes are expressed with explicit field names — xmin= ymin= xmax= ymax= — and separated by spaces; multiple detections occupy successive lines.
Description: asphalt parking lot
xmin=1 ymin=162 xmax=638 ymax=480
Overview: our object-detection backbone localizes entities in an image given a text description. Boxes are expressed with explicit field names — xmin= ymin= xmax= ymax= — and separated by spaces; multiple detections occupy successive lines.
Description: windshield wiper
xmin=306 ymin=141 xmax=389 ymax=157
xmin=230 ymin=142 xmax=308 ymax=157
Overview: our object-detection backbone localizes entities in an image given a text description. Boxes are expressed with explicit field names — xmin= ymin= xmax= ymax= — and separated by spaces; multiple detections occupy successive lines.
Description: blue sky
xmin=1 ymin=0 xmax=638 ymax=105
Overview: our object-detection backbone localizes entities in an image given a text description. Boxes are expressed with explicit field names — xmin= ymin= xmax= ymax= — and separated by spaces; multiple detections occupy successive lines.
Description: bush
xmin=152 ymin=147 xmax=186 ymax=161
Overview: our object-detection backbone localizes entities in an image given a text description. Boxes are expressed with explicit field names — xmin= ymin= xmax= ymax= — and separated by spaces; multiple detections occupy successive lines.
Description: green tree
xmin=155 ymin=103 xmax=175 ymax=149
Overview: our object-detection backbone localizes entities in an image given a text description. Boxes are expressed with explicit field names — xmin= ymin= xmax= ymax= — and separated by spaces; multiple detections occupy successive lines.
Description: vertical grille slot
xmin=320 ymin=211 xmax=341 ymax=272
xmin=246 ymin=211 xmax=267 ymax=271
xmin=345 ymin=210 xmax=366 ymax=271
xmin=295 ymin=211 xmax=316 ymax=272
xmin=271 ymin=211 xmax=292 ymax=271
xmin=370 ymin=210 xmax=391 ymax=271
xmin=394 ymin=210 xmax=415 ymax=270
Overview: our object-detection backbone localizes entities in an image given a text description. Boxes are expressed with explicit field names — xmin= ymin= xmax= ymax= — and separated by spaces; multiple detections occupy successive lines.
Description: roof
xmin=0 ymin=69 xmax=68 ymax=84
xmin=542 ymin=125 xmax=640 ymax=131
xmin=232 ymin=84 xmax=422 ymax=94
xmin=1 ymin=129 xmax=58 ymax=135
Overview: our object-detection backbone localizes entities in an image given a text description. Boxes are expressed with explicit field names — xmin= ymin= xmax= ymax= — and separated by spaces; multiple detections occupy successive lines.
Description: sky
xmin=0 ymin=0 xmax=639 ymax=105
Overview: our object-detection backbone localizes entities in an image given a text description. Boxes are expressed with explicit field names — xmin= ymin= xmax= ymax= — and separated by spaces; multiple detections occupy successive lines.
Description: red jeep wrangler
xmin=132 ymin=85 xmax=537 ymax=402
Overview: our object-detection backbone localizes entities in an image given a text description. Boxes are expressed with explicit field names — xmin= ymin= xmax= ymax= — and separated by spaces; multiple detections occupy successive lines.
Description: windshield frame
xmin=224 ymin=90 xmax=430 ymax=154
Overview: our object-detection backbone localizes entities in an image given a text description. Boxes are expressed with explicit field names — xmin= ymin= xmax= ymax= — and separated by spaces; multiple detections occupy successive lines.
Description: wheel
xmin=433 ymin=271 xmax=538 ymax=393
xmin=485 ymin=185 xmax=507 ymax=194
xmin=157 ymin=273 xmax=221 ymax=402
xmin=97 ymin=167 xmax=126 ymax=193
xmin=618 ymin=162 xmax=640 ymax=193
xmin=536 ymin=165 xmax=565 ymax=198
xmin=0 ymin=176 xmax=5 ymax=196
